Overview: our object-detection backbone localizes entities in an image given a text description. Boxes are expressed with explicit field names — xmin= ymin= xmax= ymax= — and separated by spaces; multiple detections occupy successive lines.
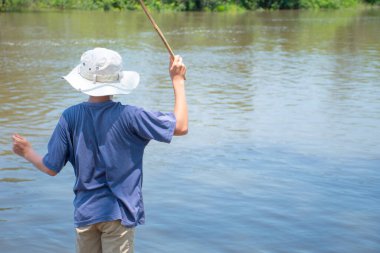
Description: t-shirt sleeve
xmin=42 ymin=116 xmax=70 ymax=173
xmin=131 ymin=109 xmax=176 ymax=143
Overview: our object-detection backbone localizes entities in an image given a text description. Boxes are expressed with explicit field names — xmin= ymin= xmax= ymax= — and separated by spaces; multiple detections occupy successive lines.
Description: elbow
xmin=46 ymin=169 xmax=58 ymax=177
xmin=173 ymin=118 xmax=188 ymax=136
xmin=179 ymin=128 xmax=188 ymax=136
xmin=174 ymin=126 xmax=188 ymax=136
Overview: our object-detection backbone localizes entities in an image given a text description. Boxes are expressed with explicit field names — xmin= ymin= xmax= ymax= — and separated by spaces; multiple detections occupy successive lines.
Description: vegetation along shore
xmin=1 ymin=0 xmax=379 ymax=12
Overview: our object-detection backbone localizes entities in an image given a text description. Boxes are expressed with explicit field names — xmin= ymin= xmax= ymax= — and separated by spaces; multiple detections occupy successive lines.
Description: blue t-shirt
xmin=42 ymin=100 xmax=176 ymax=227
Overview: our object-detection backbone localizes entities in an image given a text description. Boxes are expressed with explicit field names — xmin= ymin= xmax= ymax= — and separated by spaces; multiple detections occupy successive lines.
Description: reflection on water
xmin=0 ymin=167 xmax=33 ymax=171
xmin=0 ymin=178 xmax=34 ymax=183
xmin=1 ymin=9 xmax=380 ymax=253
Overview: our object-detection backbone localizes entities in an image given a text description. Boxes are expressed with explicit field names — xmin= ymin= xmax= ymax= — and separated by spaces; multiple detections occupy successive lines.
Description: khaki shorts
xmin=76 ymin=220 xmax=135 ymax=253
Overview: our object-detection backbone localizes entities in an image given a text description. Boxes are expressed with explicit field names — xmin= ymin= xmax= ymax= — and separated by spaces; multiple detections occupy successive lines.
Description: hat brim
xmin=63 ymin=65 xmax=140 ymax=96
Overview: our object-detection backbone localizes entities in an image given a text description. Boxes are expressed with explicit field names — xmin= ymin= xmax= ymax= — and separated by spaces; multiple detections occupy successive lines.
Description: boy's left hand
xmin=12 ymin=134 xmax=32 ymax=158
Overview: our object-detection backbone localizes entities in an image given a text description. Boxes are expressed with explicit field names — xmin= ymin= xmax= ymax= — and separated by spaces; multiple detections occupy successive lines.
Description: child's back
xmin=45 ymin=100 xmax=176 ymax=228
xmin=12 ymin=48 xmax=188 ymax=253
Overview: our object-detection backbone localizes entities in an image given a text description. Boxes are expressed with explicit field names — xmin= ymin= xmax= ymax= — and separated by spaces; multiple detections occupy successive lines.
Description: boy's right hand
xmin=12 ymin=134 xmax=32 ymax=159
xmin=169 ymin=55 xmax=186 ymax=82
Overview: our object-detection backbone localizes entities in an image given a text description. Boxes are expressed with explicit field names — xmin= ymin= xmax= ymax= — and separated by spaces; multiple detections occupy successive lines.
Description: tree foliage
xmin=1 ymin=0 xmax=379 ymax=11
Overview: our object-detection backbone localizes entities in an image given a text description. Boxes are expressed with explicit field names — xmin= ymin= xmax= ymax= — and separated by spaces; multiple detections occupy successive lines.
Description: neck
xmin=88 ymin=96 xmax=112 ymax=103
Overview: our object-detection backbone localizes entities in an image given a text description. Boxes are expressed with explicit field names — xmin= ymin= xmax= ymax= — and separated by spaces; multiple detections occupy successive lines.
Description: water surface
xmin=1 ymin=9 xmax=380 ymax=253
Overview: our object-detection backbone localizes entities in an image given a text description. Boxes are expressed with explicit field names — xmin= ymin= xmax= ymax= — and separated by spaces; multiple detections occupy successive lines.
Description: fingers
xmin=12 ymin=134 xmax=28 ymax=149
xmin=170 ymin=56 xmax=176 ymax=71
xmin=170 ymin=55 xmax=181 ymax=62
xmin=12 ymin=134 xmax=26 ymax=143
xmin=169 ymin=55 xmax=186 ymax=80
xmin=170 ymin=55 xmax=184 ymax=68
xmin=172 ymin=57 xmax=185 ymax=70
xmin=12 ymin=145 xmax=21 ymax=154
xmin=12 ymin=135 xmax=22 ymax=156
xmin=12 ymin=134 xmax=30 ymax=157
xmin=175 ymin=56 xmax=183 ymax=66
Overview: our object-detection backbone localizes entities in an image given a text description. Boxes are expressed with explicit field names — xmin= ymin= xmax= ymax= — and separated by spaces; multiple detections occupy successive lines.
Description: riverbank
xmin=0 ymin=0 xmax=379 ymax=12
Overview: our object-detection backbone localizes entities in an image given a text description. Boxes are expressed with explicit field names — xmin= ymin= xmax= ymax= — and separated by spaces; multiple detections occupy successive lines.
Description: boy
xmin=12 ymin=47 xmax=188 ymax=253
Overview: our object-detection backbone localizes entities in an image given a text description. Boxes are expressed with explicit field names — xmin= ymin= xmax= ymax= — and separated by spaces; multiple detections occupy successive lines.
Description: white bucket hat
xmin=63 ymin=47 xmax=140 ymax=96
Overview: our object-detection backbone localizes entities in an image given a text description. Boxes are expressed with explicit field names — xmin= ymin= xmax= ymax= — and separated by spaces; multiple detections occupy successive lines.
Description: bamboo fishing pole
xmin=138 ymin=0 xmax=175 ymax=59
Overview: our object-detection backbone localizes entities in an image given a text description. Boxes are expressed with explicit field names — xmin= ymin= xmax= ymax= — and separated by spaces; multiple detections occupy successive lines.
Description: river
xmin=1 ymin=9 xmax=380 ymax=253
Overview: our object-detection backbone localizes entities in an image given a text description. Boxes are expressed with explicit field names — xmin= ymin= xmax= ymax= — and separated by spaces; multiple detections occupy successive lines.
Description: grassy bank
xmin=0 ymin=0 xmax=379 ymax=12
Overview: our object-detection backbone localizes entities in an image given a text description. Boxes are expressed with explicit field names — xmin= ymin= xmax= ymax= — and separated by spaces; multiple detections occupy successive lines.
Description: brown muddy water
xmin=1 ymin=9 xmax=380 ymax=253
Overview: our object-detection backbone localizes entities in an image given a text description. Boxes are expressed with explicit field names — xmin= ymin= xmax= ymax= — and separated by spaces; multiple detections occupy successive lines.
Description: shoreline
xmin=1 ymin=1 xmax=378 ymax=13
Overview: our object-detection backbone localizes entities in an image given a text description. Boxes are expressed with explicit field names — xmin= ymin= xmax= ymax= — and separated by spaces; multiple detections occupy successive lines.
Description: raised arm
xmin=170 ymin=55 xmax=188 ymax=136
xmin=12 ymin=134 xmax=57 ymax=176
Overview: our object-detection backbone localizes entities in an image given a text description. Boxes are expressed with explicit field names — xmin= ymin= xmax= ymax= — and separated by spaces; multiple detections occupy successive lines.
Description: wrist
xmin=172 ymin=77 xmax=185 ymax=88
xmin=23 ymin=148 xmax=36 ymax=162
xmin=172 ymin=75 xmax=185 ymax=83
